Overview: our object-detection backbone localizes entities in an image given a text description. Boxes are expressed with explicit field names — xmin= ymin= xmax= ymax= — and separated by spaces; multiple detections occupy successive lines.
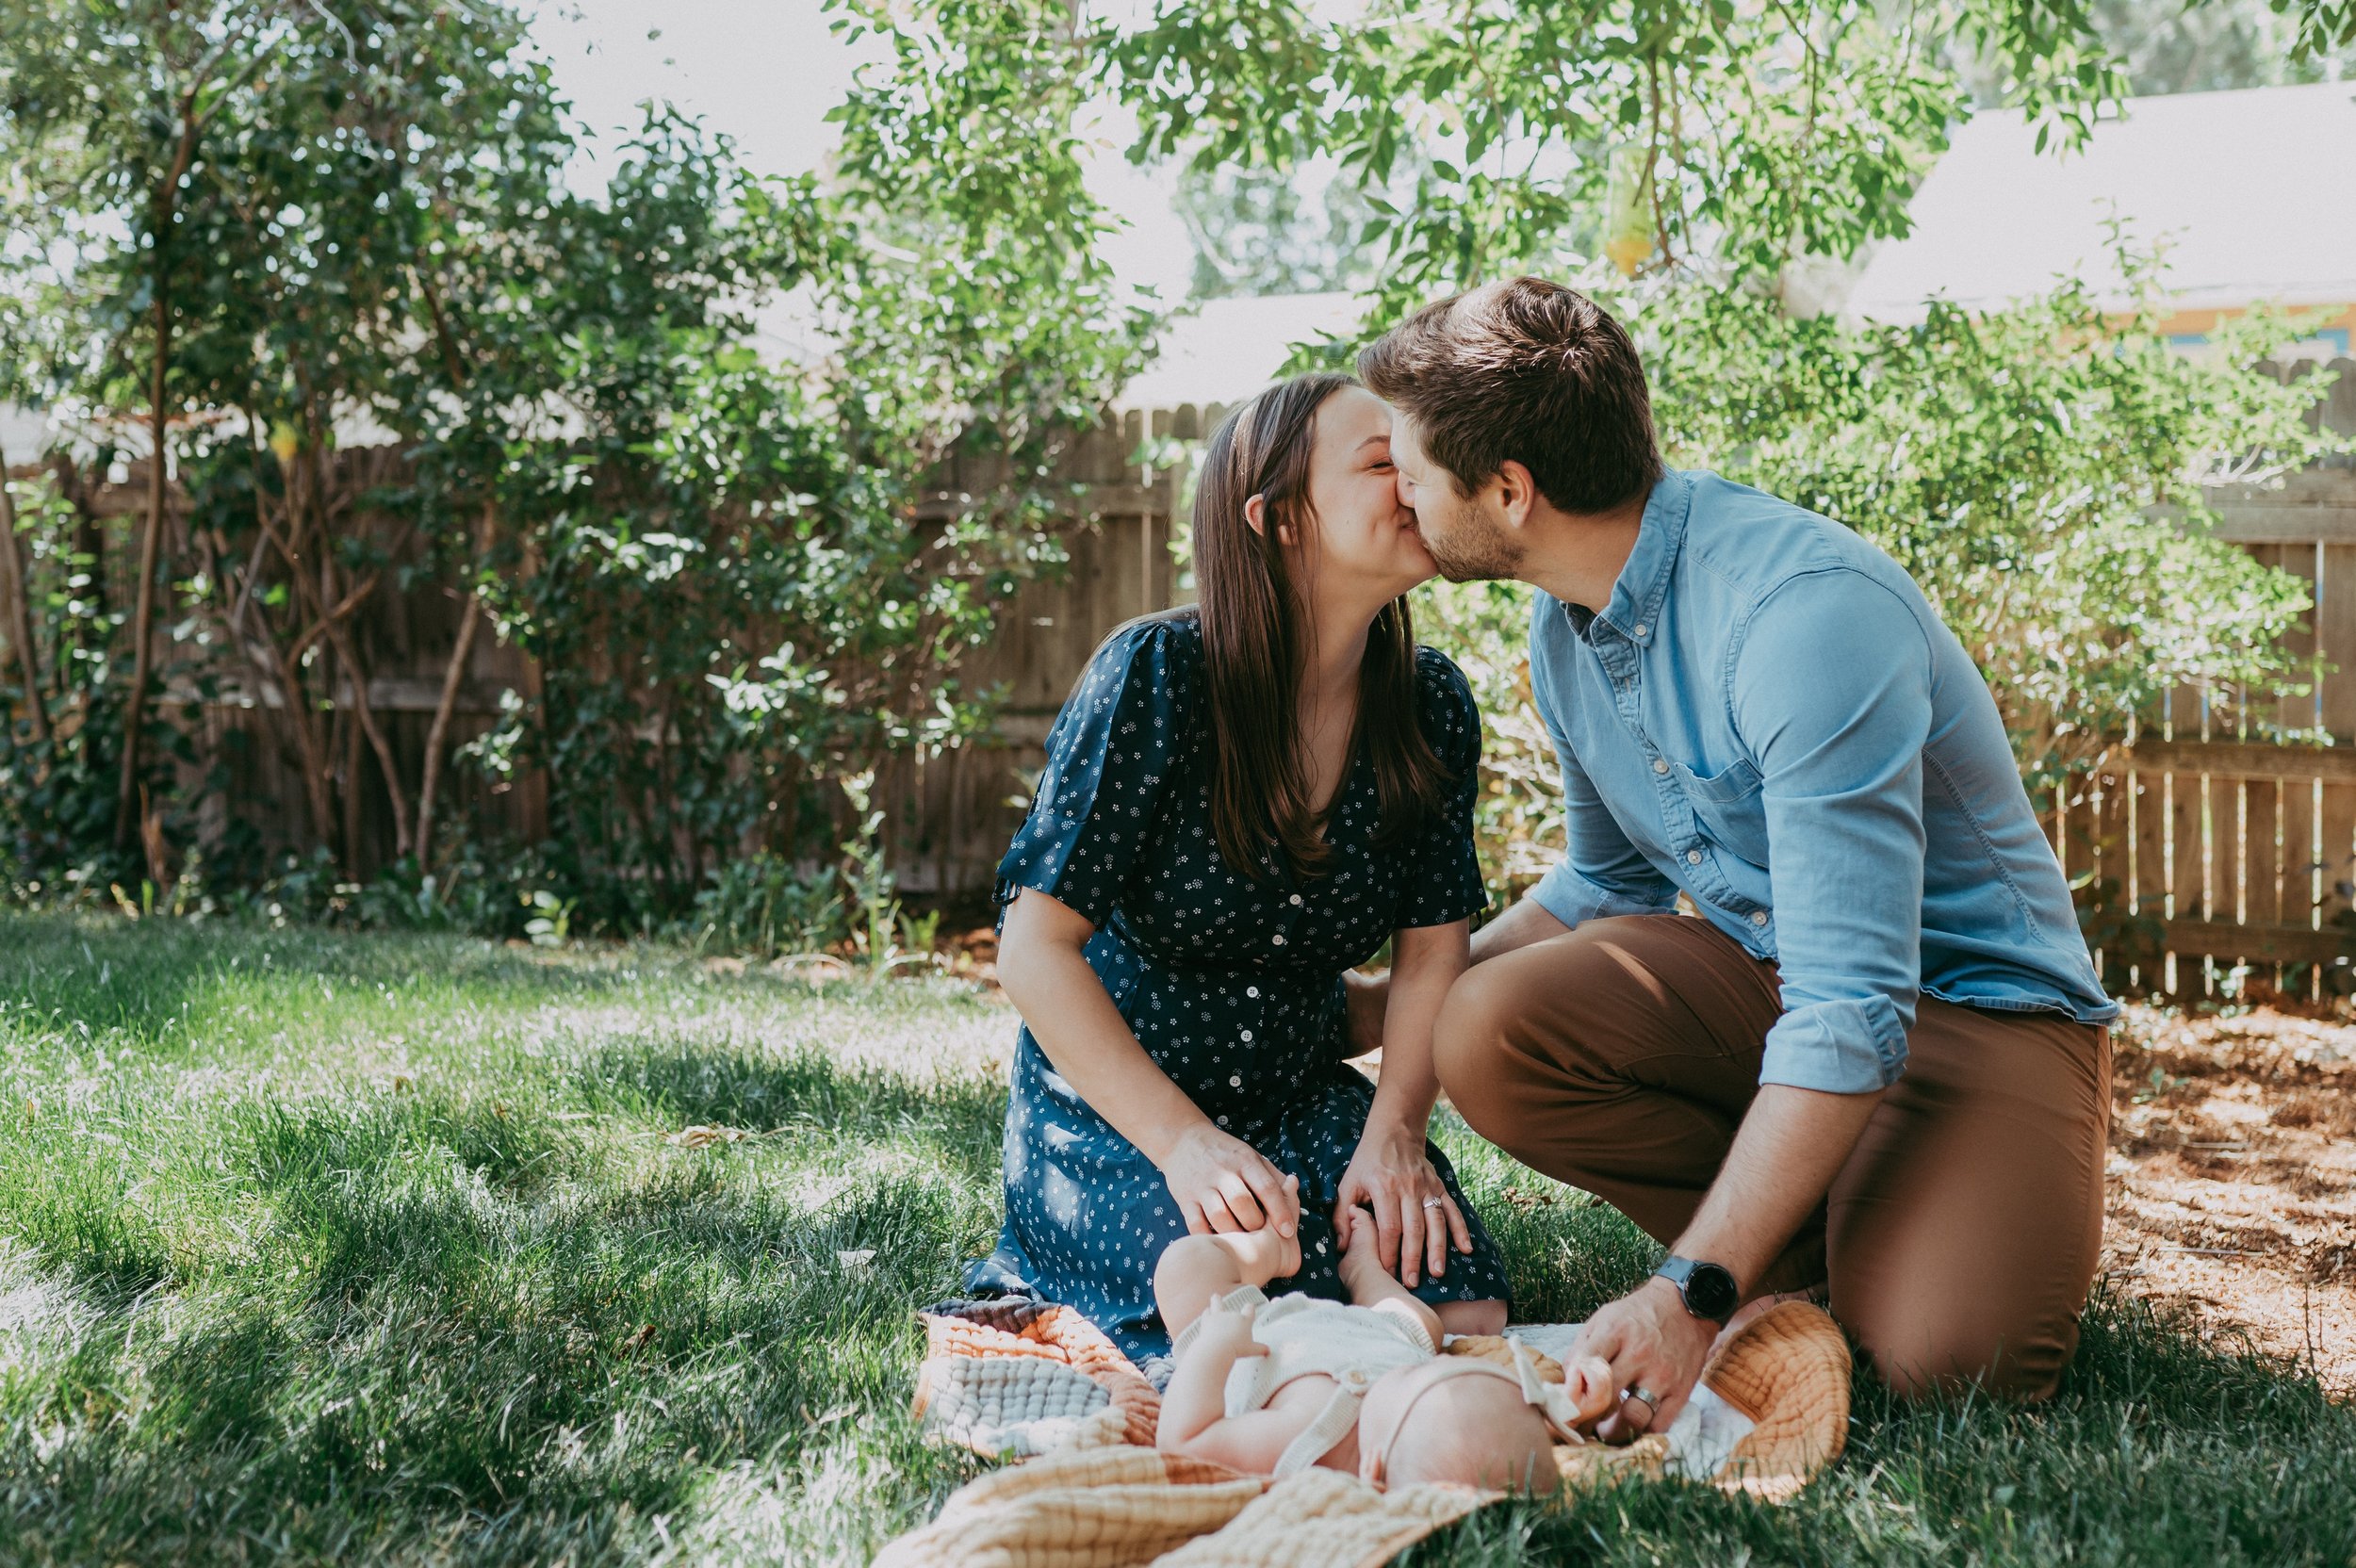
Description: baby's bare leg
xmin=1154 ymin=1230 xmax=1294 ymax=1339
xmin=1337 ymin=1207 xmax=1445 ymax=1348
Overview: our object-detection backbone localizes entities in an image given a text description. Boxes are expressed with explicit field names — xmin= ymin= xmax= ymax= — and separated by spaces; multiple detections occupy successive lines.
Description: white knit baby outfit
xmin=1170 ymin=1286 xmax=1437 ymax=1476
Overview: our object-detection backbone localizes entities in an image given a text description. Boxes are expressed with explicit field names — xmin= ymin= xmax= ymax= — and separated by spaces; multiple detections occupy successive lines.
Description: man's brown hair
xmin=1358 ymin=276 xmax=1662 ymax=514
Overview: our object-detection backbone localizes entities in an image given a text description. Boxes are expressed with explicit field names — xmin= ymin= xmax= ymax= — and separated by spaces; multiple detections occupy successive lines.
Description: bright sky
xmin=521 ymin=0 xmax=1197 ymax=304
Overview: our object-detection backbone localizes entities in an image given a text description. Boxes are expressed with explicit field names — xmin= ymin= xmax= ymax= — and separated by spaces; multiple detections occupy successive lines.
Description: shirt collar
xmin=1559 ymin=468 xmax=1692 ymax=646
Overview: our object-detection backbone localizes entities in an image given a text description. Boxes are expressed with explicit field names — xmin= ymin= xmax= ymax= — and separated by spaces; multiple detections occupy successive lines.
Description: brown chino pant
xmin=1432 ymin=912 xmax=2111 ymax=1400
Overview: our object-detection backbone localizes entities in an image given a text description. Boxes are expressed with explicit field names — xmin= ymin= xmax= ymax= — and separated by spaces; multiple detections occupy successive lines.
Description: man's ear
xmin=1495 ymin=461 xmax=1540 ymax=531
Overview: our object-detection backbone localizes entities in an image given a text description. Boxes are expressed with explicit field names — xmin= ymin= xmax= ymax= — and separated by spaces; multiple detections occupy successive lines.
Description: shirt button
xmin=1652 ymin=758 xmax=1670 ymax=776
xmin=1632 ymin=623 xmax=1649 ymax=637
xmin=1750 ymin=909 xmax=1770 ymax=926
xmin=1686 ymin=848 xmax=1703 ymax=864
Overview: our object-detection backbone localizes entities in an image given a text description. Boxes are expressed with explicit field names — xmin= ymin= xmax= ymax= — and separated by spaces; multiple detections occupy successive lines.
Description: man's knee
xmin=1432 ymin=925 xmax=1655 ymax=1135
xmin=1423 ymin=951 xmax=1517 ymax=1125
xmin=1848 ymin=1300 xmax=2081 ymax=1404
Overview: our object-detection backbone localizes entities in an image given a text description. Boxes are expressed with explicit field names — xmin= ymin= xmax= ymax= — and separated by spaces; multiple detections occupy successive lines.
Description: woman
xmin=972 ymin=372 xmax=1512 ymax=1373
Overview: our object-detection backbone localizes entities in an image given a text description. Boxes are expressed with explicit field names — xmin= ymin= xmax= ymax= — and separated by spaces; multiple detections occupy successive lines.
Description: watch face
xmin=1687 ymin=1263 xmax=1741 ymax=1321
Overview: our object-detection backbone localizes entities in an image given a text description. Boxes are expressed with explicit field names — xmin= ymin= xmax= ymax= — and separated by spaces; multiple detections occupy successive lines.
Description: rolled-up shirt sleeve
xmin=1735 ymin=571 xmax=1933 ymax=1094
xmin=1530 ymin=666 xmax=1677 ymax=932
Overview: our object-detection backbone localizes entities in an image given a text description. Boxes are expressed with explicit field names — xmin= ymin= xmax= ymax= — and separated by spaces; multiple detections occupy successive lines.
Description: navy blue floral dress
xmin=970 ymin=612 xmax=1513 ymax=1373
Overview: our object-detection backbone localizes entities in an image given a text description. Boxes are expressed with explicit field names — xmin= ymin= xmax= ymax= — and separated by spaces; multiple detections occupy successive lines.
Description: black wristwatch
xmin=1653 ymin=1255 xmax=1741 ymax=1326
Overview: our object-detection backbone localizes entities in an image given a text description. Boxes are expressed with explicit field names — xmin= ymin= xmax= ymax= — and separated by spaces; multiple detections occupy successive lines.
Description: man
xmin=1353 ymin=276 xmax=2118 ymax=1440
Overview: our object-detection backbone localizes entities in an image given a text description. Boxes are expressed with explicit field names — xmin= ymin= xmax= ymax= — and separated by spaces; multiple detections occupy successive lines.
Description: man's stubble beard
xmin=1420 ymin=499 xmax=1524 ymax=584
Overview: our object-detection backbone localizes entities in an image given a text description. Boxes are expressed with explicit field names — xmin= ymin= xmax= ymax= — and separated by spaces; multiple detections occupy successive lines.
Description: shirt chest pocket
xmin=1669 ymin=756 xmax=1770 ymax=866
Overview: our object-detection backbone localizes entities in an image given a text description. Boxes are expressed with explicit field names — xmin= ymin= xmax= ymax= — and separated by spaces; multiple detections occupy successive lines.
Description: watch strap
xmin=1652 ymin=1254 xmax=1738 ymax=1325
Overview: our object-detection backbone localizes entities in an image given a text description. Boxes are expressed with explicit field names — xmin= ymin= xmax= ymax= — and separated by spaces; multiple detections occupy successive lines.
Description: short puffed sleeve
xmin=992 ymin=617 xmax=1198 ymax=930
xmin=1393 ymin=647 xmax=1490 ymax=929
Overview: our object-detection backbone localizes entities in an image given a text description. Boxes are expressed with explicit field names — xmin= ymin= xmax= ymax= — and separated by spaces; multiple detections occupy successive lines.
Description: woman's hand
xmin=1156 ymin=1122 xmax=1301 ymax=1241
xmin=1333 ymin=1115 xmax=1471 ymax=1287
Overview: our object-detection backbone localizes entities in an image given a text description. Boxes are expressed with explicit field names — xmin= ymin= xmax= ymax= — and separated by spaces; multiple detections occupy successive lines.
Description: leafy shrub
xmin=685 ymin=855 xmax=850 ymax=959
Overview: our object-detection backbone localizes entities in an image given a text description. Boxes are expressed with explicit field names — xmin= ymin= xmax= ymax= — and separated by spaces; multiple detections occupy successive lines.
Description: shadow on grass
xmin=0 ymin=1106 xmax=1004 ymax=1554
xmin=0 ymin=909 xmax=647 ymax=1057
xmin=569 ymin=1036 xmax=1007 ymax=1180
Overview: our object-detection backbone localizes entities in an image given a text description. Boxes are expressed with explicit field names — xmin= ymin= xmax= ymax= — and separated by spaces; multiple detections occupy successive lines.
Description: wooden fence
xmin=2072 ymin=387 xmax=2356 ymax=995
xmin=880 ymin=405 xmax=1203 ymax=893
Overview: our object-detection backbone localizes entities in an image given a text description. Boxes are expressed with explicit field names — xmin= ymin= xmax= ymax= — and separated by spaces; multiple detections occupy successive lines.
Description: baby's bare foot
xmin=1338 ymin=1205 xmax=1386 ymax=1287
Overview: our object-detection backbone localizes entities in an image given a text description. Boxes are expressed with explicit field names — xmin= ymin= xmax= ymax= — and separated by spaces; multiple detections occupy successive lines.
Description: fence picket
xmin=2132 ymin=750 xmax=2168 ymax=993
xmin=2319 ymin=541 xmax=2356 ymax=992
xmin=2281 ymin=543 xmax=2322 ymax=996
xmin=2168 ymin=685 xmax=2206 ymax=997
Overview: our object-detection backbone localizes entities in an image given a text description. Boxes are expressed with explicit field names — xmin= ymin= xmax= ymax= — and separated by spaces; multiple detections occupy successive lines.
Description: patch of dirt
xmin=2106 ymin=1001 xmax=2356 ymax=1396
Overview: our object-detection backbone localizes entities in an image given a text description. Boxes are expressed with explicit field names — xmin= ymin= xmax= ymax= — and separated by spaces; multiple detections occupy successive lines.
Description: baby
xmin=1153 ymin=1184 xmax=1615 ymax=1493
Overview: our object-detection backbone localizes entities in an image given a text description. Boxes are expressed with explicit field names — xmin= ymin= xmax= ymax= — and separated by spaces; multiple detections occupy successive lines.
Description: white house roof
xmin=1849 ymin=82 xmax=2356 ymax=322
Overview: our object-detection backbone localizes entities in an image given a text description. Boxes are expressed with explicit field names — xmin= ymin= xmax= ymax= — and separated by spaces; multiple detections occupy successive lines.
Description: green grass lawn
xmin=0 ymin=911 xmax=2348 ymax=1566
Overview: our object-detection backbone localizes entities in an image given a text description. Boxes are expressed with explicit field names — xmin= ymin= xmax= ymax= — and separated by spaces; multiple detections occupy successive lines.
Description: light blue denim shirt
xmin=1528 ymin=468 xmax=2119 ymax=1094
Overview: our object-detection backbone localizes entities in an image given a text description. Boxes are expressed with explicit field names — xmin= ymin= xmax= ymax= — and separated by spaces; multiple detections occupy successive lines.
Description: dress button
xmin=1750 ymin=909 xmax=1769 ymax=925
xmin=1230 ymin=1075 xmax=1243 ymax=1087
xmin=1652 ymin=758 xmax=1670 ymax=776
xmin=1686 ymin=848 xmax=1703 ymax=864
xmin=1247 ymin=986 xmax=1260 ymax=998
xmin=1288 ymin=893 xmax=1303 ymax=906
xmin=1240 ymin=1029 xmax=1253 ymax=1042
xmin=1272 ymin=934 xmax=1285 ymax=946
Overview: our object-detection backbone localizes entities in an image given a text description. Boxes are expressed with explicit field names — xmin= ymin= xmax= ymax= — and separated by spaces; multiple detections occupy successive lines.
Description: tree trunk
xmin=0 ymin=438 xmax=53 ymax=750
xmin=57 ymin=454 xmax=103 ymax=623
xmin=416 ymin=586 xmax=482 ymax=868
xmin=339 ymin=666 xmax=364 ymax=870
xmin=275 ymin=637 xmax=336 ymax=850
xmin=328 ymin=619 xmax=411 ymax=857
xmin=114 ymin=278 xmax=172 ymax=849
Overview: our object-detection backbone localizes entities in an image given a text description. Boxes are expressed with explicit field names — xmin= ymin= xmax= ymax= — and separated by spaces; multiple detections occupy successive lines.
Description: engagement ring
xmin=1420 ymin=1196 xmax=1444 ymax=1210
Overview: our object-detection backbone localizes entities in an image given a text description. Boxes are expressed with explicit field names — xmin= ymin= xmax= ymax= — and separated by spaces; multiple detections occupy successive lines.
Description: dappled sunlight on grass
xmin=0 ymin=912 xmax=2349 ymax=1564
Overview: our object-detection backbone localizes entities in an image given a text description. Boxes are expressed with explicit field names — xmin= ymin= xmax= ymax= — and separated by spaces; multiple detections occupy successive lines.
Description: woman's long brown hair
xmin=1184 ymin=372 xmax=1451 ymax=881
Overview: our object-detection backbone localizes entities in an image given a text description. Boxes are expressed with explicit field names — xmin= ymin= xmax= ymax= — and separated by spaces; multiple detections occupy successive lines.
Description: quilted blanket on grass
xmin=877 ymin=1297 xmax=1851 ymax=1568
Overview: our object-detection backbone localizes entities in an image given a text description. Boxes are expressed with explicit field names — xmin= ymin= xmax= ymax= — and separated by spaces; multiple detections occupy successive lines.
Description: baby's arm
xmin=1155 ymin=1294 xmax=1318 ymax=1471
xmin=1337 ymin=1206 xmax=1446 ymax=1348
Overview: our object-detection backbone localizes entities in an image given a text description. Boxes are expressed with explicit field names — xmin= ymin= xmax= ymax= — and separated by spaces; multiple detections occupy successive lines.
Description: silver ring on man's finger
xmin=1625 ymin=1385 xmax=1660 ymax=1417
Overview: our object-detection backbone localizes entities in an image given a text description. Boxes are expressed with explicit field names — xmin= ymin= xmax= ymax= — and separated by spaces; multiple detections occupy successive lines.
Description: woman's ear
xmin=1245 ymin=493 xmax=1298 ymax=547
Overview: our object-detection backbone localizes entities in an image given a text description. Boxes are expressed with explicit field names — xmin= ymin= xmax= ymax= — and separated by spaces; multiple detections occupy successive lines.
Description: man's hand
xmin=1343 ymin=969 xmax=1388 ymax=1059
xmin=1569 ymin=1277 xmax=1716 ymax=1443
